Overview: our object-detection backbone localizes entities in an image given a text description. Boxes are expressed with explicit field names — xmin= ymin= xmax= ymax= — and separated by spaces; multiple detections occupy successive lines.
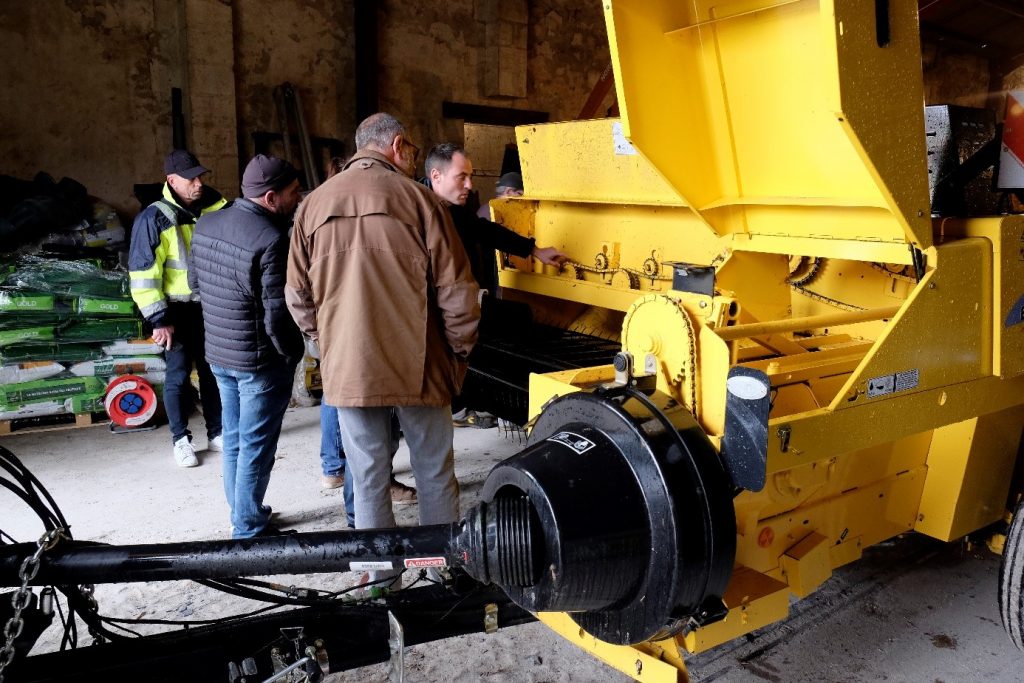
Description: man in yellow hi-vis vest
xmin=129 ymin=150 xmax=227 ymax=467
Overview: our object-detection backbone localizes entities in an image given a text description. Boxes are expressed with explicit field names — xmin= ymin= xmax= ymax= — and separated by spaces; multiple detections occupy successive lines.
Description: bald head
xmin=355 ymin=113 xmax=404 ymax=151
xmin=354 ymin=112 xmax=419 ymax=177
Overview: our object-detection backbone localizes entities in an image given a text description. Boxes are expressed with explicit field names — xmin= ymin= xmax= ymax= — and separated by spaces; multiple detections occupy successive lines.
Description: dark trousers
xmin=163 ymin=303 xmax=222 ymax=443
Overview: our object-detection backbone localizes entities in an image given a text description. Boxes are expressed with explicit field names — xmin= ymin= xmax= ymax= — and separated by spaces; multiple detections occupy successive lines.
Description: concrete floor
xmin=2 ymin=405 xmax=1022 ymax=681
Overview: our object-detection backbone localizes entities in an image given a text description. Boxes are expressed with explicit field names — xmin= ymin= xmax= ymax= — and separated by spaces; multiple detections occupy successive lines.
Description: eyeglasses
xmin=404 ymin=139 xmax=420 ymax=162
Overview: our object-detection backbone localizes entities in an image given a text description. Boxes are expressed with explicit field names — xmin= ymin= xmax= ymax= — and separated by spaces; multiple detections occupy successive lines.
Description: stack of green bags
xmin=0 ymin=257 xmax=159 ymax=420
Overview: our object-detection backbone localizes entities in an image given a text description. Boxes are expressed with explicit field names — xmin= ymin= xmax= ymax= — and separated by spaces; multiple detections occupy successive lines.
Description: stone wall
xmin=0 ymin=0 xmax=610 ymax=218
xmin=375 ymin=0 xmax=610 ymax=173
xmin=233 ymin=1 xmax=356 ymax=170
xmin=0 ymin=1 xmax=169 ymax=214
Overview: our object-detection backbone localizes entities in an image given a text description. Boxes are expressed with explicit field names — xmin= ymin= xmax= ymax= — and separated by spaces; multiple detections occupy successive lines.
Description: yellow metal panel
xmin=737 ymin=466 xmax=925 ymax=575
xmin=952 ymin=216 xmax=1024 ymax=378
xmin=779 ymin=532 xmax=831 ymax=598
xmin=494 ymin=199 xmax=724 ymax=311
xmin=682 ymin=565 xmax=789 ymax=653
xmin=499 ymin=270 xmax=647 ymax=313
xmin=735 ymin=431 xmax=932 ymax=534
xmin=766 ymin=374 xmax=1024 ymax=476
xmin=537 ymin=612 xmax=688 ymax=682
xmin=603 ymin=0 xmax=929 ymax=247
xmin=827 ymin=0 xmax=932 ymax=248
xmin=604 ymin=1 xmax=727 ymax=209
xmin=731 ymin=231 xmax=915 ymax=264
xmin=516 ymin=120 xmax=687 ymax=206
xmin=715 ymin=251 xmax=792 ymax=325
xmin=709 ymin=1 xmax=880 ymax=203
xmin=527 ymin=366 xmax=615 ymax=422
xmin=915 ymin=409 xmax=1024 ymax=541
xmin=833 ymin=239 xmax=992 ymax=411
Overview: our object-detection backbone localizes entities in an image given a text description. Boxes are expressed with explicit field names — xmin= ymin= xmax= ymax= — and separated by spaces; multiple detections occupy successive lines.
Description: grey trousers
xmin=336 ymin=405 xmax=459 ymax=585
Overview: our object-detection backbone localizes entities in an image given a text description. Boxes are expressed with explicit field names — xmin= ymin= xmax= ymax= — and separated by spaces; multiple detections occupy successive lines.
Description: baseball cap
xmin=241 ymin=154 xmax=298 ymax=198
xmin=164 ymin=150 xmax=209 ymax=180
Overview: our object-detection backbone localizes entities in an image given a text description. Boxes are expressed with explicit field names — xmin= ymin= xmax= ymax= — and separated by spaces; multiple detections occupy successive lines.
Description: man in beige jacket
xmin=286 ymin=113 xmax=480 ymax=586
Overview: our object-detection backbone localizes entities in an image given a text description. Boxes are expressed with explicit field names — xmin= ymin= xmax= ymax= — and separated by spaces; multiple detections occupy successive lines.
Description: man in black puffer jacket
xmin=190 ymin=155 xmax=304 ymax=538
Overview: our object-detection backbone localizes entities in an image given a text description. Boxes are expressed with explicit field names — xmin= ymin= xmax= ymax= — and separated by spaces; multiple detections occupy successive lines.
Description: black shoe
xmin=255 ymin=524 xmax=296 ymax=537
xmin=452 ymin=409 xmax=497 ymax=429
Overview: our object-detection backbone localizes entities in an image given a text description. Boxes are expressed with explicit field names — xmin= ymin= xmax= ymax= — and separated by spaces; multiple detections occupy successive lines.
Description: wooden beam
xmin=577 ymin=63 xmax=615 ymax=120
xmin=979 ymin=0 xmax=1024 ymax=21
xmin=441 ymin=102 xmax=548 ymax=127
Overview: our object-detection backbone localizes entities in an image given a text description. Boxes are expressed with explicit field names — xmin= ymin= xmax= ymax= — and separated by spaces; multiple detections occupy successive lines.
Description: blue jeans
xmin=212 ymin=363 xmax=293 ymax=538
xmin=164 ymin=303 xmax=221 ymax=443
xmin=320 ymin=404 xmax=354 ymax=526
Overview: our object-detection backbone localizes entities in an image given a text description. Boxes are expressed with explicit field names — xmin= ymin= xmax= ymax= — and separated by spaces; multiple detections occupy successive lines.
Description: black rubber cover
xmin=481 ymin=390 xmax=736 ymax=645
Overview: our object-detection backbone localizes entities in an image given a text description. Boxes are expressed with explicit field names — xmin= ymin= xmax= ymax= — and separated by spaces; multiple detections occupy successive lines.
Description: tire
xmin=999 ymin=500 xmax=1024 ymax=650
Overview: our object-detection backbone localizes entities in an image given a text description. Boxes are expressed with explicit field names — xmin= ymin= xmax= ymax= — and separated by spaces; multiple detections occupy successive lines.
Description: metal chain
xmin=677 ymin=304 xmax=700 ymax=420
xmin=789 ymin=284 xmax=864 ymax=311
xmin=79 ymin=584 xmax=105 ymax=644
xmin=567 ymin=261 xmax=673 ymax=286
xmin=0 ymin=528 xmax=63 ymax=681
xmin=786 ymin=256 xmax=823 ymax=287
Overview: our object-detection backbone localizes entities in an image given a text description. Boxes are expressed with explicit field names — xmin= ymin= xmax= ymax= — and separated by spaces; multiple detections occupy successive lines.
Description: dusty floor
xmin=2 ymin=406 xmax=1023 ymax=681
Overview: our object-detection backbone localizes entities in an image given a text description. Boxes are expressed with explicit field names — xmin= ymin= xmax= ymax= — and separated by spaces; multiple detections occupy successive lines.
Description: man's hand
xmin=152 ymin=326 xmax=175 ymax=351
xmin=532 ymin=245 xmax=570 ymax=269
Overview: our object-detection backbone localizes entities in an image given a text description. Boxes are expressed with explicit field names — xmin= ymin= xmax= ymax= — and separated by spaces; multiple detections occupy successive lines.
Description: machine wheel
xmin=999 ymin=500 xmax=1024 ymax=650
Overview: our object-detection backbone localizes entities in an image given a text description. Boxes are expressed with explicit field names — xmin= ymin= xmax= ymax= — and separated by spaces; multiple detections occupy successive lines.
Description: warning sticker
xmin=350 ymin=561 xmax=394 ymax=572
xmin=867 ymin=369 xmax=919 ymax=398
xmin=612 ymin=121 xmax=639 ymax=156
xmin=546 ymin=431 xmax=597 ymax=454
xmin=404 ymin=557 xmax=447 ymax=569
xmin=894 ymin=369 xmax=919 ymax=392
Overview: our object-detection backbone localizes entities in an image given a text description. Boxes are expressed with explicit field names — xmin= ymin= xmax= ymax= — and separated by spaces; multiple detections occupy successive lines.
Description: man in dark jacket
xmin=191 ymin=154 xmax=304 ymax=538
xmin=424 ymin=143 xmax=568 ymax=428
xmin=424 ymin=143 xmax=568 ymax=294
xmin=129 ymin=150 xmax=226 ymax=468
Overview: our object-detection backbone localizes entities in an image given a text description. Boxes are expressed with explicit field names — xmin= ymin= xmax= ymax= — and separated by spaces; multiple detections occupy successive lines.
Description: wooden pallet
xmin=0 ymin=411 xmax=109 ymax=436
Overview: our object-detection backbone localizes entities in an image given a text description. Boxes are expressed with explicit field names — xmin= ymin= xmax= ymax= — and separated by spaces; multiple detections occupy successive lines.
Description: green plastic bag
xmin=0 ymin=376 xmax=105 ymax=411
xmin=0 ymin=343 xmax=107 ymax=364
xmin=59 ymin=319 xmax=142 ymax=343
xmin=2 ymin=256 xmax=130 ymax=299
xmin=0 ymin=327 xmax=55 ymax=348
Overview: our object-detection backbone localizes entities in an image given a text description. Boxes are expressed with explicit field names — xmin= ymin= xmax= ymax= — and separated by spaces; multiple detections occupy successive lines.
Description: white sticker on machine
xmin=867 ymin=369 xmax=919 ymax=398
xmin=547 ymin=431 xmax=597 ymax=454
xmin=612 ymin=121 xmax=639 ymax=156
xmin=350 ymin=561 xmax=394 ymax=572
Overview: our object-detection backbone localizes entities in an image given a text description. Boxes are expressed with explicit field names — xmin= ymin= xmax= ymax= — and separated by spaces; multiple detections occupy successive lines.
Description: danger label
xmin=404 ymin=557 xmax=447 ymax=569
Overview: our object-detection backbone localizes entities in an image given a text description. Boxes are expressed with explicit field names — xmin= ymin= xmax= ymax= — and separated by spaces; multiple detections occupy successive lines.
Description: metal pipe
xmin=715 ymin=305 xmax=901 ymax=341
xmin=0 ymin=527 xmax=456 ymax=587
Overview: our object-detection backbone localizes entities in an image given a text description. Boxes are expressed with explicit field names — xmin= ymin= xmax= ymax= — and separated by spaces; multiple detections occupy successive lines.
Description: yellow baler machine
xmin=487 ymin=0 xmax=1024 ymax=679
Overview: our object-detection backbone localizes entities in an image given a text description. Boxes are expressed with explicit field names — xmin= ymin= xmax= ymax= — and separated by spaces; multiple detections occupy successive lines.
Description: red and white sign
xmin=999 ymin=91 xmax=1024 ymax=189
xmin=404 ymin=557 xmax=447 ymax=569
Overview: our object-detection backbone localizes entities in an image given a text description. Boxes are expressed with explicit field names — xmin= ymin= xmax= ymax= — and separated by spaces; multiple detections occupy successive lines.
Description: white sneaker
xmin=173 ymin=436 xmax=199 ymax=468
xmin=208 ymin=434 xmax=224 ymax=452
